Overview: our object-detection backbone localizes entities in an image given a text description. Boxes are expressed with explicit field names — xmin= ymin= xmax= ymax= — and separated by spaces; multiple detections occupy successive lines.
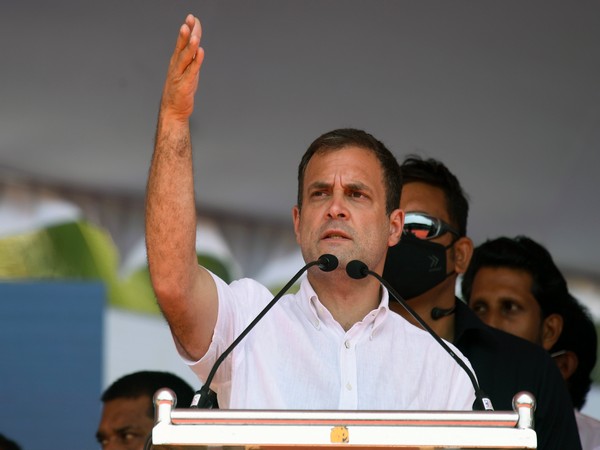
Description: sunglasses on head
xmin=403 ymin=212 xmax=460 ymax=240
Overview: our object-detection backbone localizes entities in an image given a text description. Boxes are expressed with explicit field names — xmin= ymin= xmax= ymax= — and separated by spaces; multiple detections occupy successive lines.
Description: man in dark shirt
xmin=382 ymin=155 xmax=581 ymax=449
xmin=462 ymin=235 xmax=600 ymax=448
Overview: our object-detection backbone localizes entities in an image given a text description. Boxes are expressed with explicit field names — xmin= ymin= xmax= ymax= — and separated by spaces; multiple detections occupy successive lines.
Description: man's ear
xmin=552 ymin=350 xmax=579 ymax=381
xmin=541 ymin=313 xmax=564 ymax=350
xmin=292 ymin=205 xmax=301 ymax=244
xmin=388 ymin=209 xmax=404 ymax=247
xmin=454 ymin=236 xmax=474 ymax=274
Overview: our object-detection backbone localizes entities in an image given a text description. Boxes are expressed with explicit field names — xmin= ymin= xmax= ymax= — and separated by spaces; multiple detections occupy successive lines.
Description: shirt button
xmin=344 ymin=340 xmax=351 ymax=349
xmin=346 ymin=383 xmax=352 ymax=391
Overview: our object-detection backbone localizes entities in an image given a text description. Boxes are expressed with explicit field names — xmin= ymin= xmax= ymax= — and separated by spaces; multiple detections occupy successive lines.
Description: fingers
xmin=160 ymin=15 xmax=205 ymax=120
xmin=176 ymin=15 xmax=200 ymax=50
xmin=191 ymin=47 xmax=205 ymax=74
xmin=187 ymin=14 xmax=201 ymax=42
xmin=190 ymin=16 xmax=202 ymax=44
xmin=173 ymin=15 xmax=203 ymax=75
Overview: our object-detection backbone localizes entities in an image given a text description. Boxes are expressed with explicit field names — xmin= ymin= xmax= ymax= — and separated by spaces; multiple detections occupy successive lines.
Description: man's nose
xmin=484 ymin=312 xmax=502 ymax=330
xmin=326 ymin=192 xmax=349 ymax=219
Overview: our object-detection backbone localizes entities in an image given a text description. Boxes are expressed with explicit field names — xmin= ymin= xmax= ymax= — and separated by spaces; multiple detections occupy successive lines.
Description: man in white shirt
xmin=145 ymin=14 xmax=476 ymax=411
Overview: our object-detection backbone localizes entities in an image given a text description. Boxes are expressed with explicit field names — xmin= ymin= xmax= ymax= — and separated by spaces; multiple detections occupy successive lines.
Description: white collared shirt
xmin=180 ymin=273 xmax=476 ymax=410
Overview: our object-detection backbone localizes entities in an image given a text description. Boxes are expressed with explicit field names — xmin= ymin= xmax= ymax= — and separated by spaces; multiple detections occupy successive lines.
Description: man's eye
xmin=502 ymin=301 xmax=522 ymax=315
xmin=349 ymin=191 xmax=366 ymax=199
xmin=471 ymin=302 xmax=487 ymax=315
xmin=118 ymin=431 xmax=140 ymax=442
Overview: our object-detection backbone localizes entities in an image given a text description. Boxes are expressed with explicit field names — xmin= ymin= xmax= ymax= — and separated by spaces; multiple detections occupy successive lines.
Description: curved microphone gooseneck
xmin=192 ymin=254 xmax=339 ymax=408
xmin=346 ymin=260 xmax=493 ymax=411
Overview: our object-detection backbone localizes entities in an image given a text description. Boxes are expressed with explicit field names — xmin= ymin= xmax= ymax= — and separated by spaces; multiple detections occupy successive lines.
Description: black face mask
xmin=383 ymin=232 xmax=456 ymax=300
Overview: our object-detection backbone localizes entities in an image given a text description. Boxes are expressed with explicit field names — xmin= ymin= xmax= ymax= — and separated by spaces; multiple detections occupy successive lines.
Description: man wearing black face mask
xmin=383 ymin=156 xmax=581 ymax=450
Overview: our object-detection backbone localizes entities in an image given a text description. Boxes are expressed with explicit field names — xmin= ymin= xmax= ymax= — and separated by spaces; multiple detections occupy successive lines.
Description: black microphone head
xmin=430 ymin=306 xmax=456 ymax=321
xmin=318 ymin=254 xmax=339 ymax=272
xmin=346 ymin=260 xmax=369 ymax=279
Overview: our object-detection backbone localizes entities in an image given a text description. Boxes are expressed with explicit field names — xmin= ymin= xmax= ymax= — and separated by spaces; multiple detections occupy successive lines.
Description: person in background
xmin=461 ymin=236 xmax=567 ymax=350
xmin=383 ymin=156 xmax=581 ymax=449
xmin=553 ymin=294 xmax=600 ymax=449
xmin=145 ymin=14 xmax=477 ymax=411
xmin=462 ymin=236 xmax=600 ymax=448
xmin=96 ymin=370 xmax=195 ymax=450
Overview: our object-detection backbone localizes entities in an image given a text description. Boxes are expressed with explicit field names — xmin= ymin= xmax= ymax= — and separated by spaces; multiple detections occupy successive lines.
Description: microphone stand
xmin=346 ymin=260 xmax=493 ymax=411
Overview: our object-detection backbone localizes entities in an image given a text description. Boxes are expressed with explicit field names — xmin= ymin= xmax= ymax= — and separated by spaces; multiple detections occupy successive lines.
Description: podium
xmin=151 ymin=389 xmax=537 ymax=449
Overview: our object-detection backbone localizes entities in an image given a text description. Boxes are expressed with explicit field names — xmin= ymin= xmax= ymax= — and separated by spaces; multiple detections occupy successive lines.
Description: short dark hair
xmin=101 ymin=371 xmax=195 ymax=417
xmin=461 ymin=236 xmax=569 ymax=318
xmin=297 ymin=128 xmax=402 ymax=215
xmin=399 ymin=155 xmax=469 ymax=237
xmin=551 ymin=295 xmax=597 ymax=410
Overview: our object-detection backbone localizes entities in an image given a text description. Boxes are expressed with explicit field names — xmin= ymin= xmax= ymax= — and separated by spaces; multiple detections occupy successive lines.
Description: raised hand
xmin=160 ymin=14 xmax=205 ymax=123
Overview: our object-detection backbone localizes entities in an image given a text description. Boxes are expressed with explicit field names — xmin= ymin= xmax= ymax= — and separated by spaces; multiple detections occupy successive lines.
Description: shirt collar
xmin=297 ymin=278 xmax=390 ymax=331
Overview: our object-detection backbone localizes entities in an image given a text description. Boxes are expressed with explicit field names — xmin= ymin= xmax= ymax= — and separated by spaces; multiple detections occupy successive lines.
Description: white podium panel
xmin=151 ymin=390 xmax=537 ymax=449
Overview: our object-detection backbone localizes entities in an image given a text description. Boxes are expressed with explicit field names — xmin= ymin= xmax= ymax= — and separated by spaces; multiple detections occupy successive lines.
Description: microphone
xmin=431 ymin=305 xmax=456 ymax=320
xmin=192 ymin=253 xmax=339 ymax=408
xmin=345 ymin=260 xmax=493 ymax=411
